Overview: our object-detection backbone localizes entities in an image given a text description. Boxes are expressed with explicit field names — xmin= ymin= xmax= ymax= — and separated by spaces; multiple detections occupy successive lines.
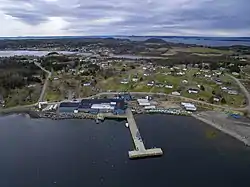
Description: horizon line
xmin=0 ymin=35 xmax=250 ymax=38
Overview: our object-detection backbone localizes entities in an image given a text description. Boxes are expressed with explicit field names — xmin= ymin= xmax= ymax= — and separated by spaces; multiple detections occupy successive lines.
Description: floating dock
xmin=126 ymin=109 xmax=163 ymax=159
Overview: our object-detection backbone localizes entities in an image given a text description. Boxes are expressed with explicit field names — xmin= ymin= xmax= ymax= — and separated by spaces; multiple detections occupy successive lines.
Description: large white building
xmin=137 ymin=99 xmax=151 ymax=106
xmin=181 ymin=102 xmax=197 ymax=111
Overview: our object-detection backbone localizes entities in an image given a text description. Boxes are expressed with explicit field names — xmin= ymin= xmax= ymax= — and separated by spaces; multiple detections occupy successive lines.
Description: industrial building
xmin=181 ymin=102 xmax=197 ymax=111
xmin=58 ymin=98 xmax=126 ymax=114
xmin=58 ymin=101 xmax=80 ymax=113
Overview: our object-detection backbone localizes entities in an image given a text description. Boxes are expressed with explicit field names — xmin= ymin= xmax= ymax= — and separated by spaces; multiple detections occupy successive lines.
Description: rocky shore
xmin=192 ymin=112 xmax=250 ymax=146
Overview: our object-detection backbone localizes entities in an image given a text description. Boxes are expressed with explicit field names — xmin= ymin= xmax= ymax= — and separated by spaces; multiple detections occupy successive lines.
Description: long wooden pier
xmin=126 ymin=109 xmax=163 ymax=159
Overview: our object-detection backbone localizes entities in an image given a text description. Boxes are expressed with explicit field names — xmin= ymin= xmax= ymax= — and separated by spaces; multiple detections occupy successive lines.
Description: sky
xmin=0 ymin=0 xmax=250 ymax=37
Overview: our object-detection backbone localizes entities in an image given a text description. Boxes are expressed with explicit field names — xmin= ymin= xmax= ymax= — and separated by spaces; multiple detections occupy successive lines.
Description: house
xmin=232 ymin=72 xmax=240 ymax=76
xmin=172 ymin=91 xmax=181 ymax=96
xmin=213 ymin=97 xmax=220 ymax=102
xmin=228 ymin=90 xmax=238 ymax=95
xmin=182 ymin=80 xmax=188 ymax=84
xmin=215 ymin=79 xmax=222 ymax=85
xmin=132 ymin=77 xmax=139 ymax=82
xmin=221 ymin=86 xmax=228 ymax=91
xmin=176 ymin=72 xmax=185 ymax=76
xmin=204 ymin=74 xmax=211 ymax=78
xmin=163 ymin=72 xmax=171 ymax=75
xmin=27 ymin=84 xmax=36 ymax=88
xmin=83 ymin=82 xmax=91 ymax=86
xmin=165 ymin=84 xmax=173 ymax=89
xmin=155 ymin=83 xmax=164 ymax=88
xmin=147 ymin=81 xmax=154 ymax=86
xmin=120 ymin=79 xmax=129 ymax=84
xmin=188 ymin=88 xmax=199 ymax=94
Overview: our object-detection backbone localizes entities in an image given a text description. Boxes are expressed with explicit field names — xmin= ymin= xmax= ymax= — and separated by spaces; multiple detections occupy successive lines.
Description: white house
xmin=204 ymin=74 xmax=211 ymax=78
xmin=228 ymin=90 xmax=238 ymax=95
xmin=188 ymin=89 xmax=199 ymax=94
xmin=120 ymin=79 xmax=129 ymax=84
xmin=182 ymin=80 xmax=188 ymax=84
xmin=213 ymin=97 xmax=220 ymax=102
xmin=221 ymin=86 xmax=228 ymax=91
xmin=177 ymin=72 xmax=185 ymax=76
xmin=83 ymin=82 xmax=91 ymax=86
xmin=132 ymin=78 xmax=139 ymax=82
xmin=232 ymin=72 xmax=240 ymax=76
xmin=172 ymin=91 xmax=181 ymax=96
xmin=165 ymin=85 xmax=173 ymax=89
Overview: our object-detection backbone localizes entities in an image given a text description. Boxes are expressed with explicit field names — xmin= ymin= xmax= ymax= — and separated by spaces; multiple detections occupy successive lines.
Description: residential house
xmin=204 ymin=74 xmax=211 ymax=78
xmin=83 ymin=82 xmax=91 ymax=86
xmin=155 ymin=83 xmax=164 ymax=88
xmin=132 ymin=77 xmax=139 ymax=82
xmin=182 ymin=80 xmax=188 ymax=84
xmin=228 ymin=90 xmax=238 ymax=95
xmin=188 ymin=88 xmax=199 ymax=94
xmin=165 ymin=84 xmax=173 ymax=89
xmin=120 ymin=79 xmax=129 ymax=84
xmin=147 ymin=81 xmax=155 ymax=87
xmin=172 ymin=91 xmax=181 ymax=96
xmin=221 ymin=86 xmax=228 ymax=91
xmin=176 ymin=72 xmax=185 ymax=76
xmin=213 ymin=97 xmax=220 ymax=102
xmin=232 ymin=72 xmax=240 ymax=76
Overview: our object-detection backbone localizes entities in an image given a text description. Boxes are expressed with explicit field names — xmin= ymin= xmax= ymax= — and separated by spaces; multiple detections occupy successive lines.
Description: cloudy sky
xmin=0 ymin=0 xmax=249 ymax=37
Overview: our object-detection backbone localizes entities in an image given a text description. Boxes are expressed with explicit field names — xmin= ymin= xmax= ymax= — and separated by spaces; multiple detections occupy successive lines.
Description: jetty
xmin=126 ymin=109 xmax=163 ymax=159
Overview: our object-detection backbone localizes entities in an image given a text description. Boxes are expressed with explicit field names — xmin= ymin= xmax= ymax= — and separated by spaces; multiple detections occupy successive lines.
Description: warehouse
xmin=137 ymin=99 xmax=151 ymax=106
xmin=59 ymin=101 xmax=80 ymax=113
xmin=78 ymin=98 xmax=126 ymax=113
xmin=181 ymin=102 xmax=197 ymax=111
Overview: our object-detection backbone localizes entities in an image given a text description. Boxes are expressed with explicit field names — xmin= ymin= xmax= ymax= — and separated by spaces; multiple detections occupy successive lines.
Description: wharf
xmin=126 ymin=109 xmax=163 ymax=159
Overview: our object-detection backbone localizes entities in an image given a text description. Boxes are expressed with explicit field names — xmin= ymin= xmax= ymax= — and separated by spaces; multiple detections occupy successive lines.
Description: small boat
xmin=95 ymin=119 xmax=100 ymax=124
xmin=125 ymin=122 xmax=129 ymax=128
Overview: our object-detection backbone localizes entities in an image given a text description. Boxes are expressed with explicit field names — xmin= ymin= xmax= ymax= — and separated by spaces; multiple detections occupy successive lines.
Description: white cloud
xmin=0 ymin=0 xmax=249 ymax=36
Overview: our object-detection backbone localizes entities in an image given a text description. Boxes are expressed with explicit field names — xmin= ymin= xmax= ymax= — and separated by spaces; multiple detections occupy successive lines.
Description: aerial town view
xmin=1 ymin=0 xmax=250 ymax=186
xmin=1 ymin=37 xmax=250 ymax=158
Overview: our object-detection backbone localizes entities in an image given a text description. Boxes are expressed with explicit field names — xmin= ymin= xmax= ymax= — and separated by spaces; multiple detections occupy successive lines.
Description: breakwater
xmin=30 ymin=108 xmax=191 ymax=120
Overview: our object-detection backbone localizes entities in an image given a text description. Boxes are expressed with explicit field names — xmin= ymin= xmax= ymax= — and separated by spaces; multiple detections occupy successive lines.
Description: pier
xmin=126 ymin=109 xmax=163 ymax=159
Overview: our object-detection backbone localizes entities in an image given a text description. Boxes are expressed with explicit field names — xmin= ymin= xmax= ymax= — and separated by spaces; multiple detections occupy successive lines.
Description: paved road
xmin=86 ymin=91 xmax=246 ymax=111
xmin=34 ymin=62 xmax=52 ymax=102
xmin=227 ymin=74 xmax=250 ymax=115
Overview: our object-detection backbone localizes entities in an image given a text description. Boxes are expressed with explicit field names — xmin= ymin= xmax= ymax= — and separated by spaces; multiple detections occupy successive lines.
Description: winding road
xmin=227 ymin=74 xmax=250 ymax=115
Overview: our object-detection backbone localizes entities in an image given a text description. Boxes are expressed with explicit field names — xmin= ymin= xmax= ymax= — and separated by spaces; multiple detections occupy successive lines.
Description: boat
xmin=95 ymin=119 xmax=100 ymax=124
xmin=125 ymin=122 xmax=129 ymax=128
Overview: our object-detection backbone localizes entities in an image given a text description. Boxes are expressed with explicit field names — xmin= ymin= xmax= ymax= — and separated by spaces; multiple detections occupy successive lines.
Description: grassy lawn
xmin=45 ymin=91 xmax=63 ymax=101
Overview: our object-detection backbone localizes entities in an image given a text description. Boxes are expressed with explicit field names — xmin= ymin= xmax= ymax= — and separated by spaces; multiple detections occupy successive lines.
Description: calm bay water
xmin=0 ymin=114 xmax=250 ymax=187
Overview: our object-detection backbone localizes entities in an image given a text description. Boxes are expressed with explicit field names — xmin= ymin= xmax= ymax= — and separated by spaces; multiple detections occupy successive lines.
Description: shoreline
xmin=2 ymin=108 xmax=250 ymax=147
xmin=192 ymin=113 xmax=250 ymax=146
